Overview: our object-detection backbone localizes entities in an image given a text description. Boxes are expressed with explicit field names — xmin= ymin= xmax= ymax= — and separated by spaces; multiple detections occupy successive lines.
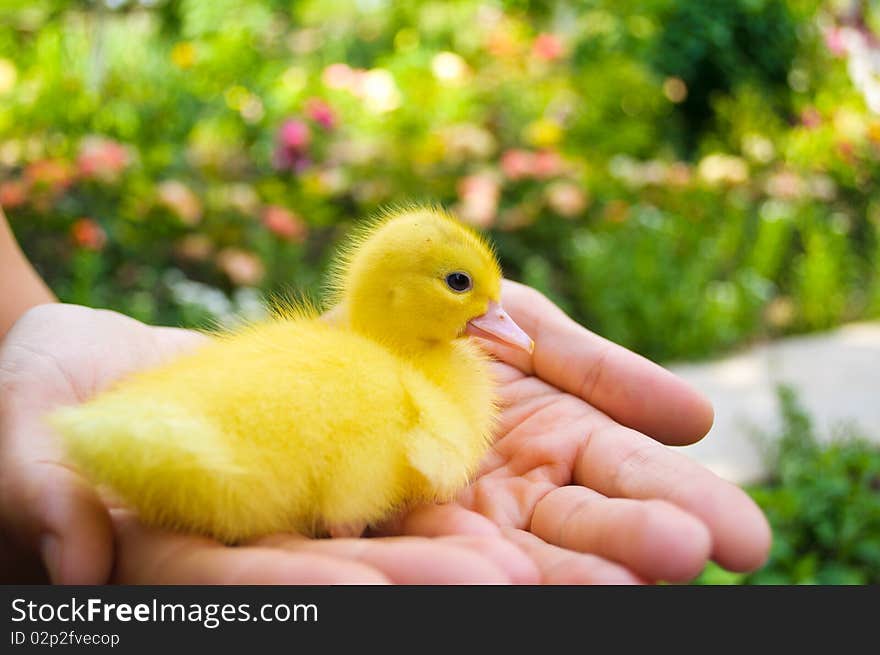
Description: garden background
xmin=1 ymin=0 xmax=878 ymax=584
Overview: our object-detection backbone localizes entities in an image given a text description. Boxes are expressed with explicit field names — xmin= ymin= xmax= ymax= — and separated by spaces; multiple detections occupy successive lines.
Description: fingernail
xmin=40 ymin=535 xmax=62 ymax=583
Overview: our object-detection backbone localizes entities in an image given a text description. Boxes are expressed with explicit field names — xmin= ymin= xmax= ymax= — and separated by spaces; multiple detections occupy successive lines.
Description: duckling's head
xmin=331 ymin=207 xmax=533 ymax=354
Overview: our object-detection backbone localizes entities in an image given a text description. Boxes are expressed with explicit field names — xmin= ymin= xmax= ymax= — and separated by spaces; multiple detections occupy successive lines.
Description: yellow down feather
xmin=50 ymin=207 xmax=506 ymax=541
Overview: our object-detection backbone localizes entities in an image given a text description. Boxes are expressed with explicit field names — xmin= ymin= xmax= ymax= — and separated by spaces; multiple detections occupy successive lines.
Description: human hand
xmin=382 ymin=281 xmax=771 ymax=583
xmin=0 ymin=304 xmax=545 ymax=584
xmin=0 ymin=291 xmax=770 ymax=585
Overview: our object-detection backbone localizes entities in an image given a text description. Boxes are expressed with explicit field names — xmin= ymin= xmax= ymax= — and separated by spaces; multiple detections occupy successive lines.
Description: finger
xmin=439 ymin=535 xmax=540 ymax=584
xmin=530 ymin=486 xmax=711 ymax=582
xmin=257 ymin=533 xmax=533 ymax=584
xmin=0 ymin=453 xmax=113 ymax=584
xmin=575 ymin=422 xmax=772 ymax=572
xmin=497 ymin=280 xmax=714 ymax=445
xmin=502 ymin=528 xmax=643 ymax=584
xmin=112 ymin=512 xmax=390 ymax=584
xmin=388 ymin=503 xmax=503 ymax=538
xmin=385 ymin=505 xmax=540 ymax=583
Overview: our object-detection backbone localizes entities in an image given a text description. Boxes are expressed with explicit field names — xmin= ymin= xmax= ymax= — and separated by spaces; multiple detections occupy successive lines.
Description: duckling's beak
xmin=465 ymin=300 xmax=535 ymax=354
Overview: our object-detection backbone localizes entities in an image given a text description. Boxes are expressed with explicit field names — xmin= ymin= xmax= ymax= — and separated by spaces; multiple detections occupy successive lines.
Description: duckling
xmin=49 ymin=207 xmax=533 ymax=542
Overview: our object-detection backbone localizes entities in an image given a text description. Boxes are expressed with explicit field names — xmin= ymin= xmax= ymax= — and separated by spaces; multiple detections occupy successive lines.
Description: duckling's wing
xmin=399 ymin=378 xmax=486 ymax=500
xmin=405 ymin=428 xmax=474 ymax=499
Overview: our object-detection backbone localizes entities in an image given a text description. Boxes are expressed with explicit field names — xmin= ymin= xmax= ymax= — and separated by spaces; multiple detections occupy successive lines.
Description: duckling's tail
xmin=48 ymin=397 xmax=243 ymax=501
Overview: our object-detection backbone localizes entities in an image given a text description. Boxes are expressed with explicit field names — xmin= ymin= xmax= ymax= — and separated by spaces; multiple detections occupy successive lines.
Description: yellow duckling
xmin=50 ymin=207 xmax=533 ymax=541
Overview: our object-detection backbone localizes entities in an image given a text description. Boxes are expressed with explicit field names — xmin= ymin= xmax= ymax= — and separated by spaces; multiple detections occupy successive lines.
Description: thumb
xmin=0 ymin=444 xmax=114 ymax=584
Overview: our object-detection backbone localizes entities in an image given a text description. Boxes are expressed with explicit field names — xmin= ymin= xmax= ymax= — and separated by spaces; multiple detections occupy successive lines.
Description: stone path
xmin=668 ymin=322 xmax=880 ymax=485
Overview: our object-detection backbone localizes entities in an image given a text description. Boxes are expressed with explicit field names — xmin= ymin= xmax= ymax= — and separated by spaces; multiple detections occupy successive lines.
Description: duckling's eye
xmin=445 ymin=271 xmax=473 ymax=293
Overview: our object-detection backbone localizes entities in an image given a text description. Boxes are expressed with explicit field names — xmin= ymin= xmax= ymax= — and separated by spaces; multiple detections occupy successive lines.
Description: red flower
xmin=305 ymin=98 xmax=336 ymax=130
xmin=71 ymin=218 xmax=107 ymax=251
xmin=261 ymin=205 xmax=308 ymax=242
xmin=532 ymin=33 xmax=565 ymax=61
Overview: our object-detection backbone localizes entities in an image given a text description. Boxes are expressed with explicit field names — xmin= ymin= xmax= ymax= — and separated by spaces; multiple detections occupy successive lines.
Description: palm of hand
xmin=387 ymin=360 xmax=736 ymax=583
xmin=0 ymin=291 xmax=770 ymax=585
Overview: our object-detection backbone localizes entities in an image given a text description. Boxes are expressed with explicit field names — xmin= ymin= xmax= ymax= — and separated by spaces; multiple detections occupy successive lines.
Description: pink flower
xmin=71 ymin=218 xmax=107 ymax=251
xmin=77 ymin=136 xmax=129 ymax=182
xmin=157 ymin=180 xmax=202 ymax=225
xmin=824 ymin=27 xmax=847 ymax=58
xmin=800 ymin=108 xmax=822 ymax=129
xmin=216 ymin=248 xmax=265 ymax=286
xmin=545 ymin=181 xmax=588 ymax=217
xmin=456 ymin=172 xmax=500 ymax=228
xmin=532 ymin=33 xmax=565 ymax=61
xmin=500 ymin=148 xmax=563 ymax=180
xmin=279 ymin=119 xmax=311 ymax=150
xmin=500 ymin=149 xmax=534 ymax=180
xmin=532 ymin=150 xmax=563 ymax=178
xmin=765 ymin=170 xmax=804 ymax=200
xmin=305 ymin=98 xmax=336 ymax=130
xmin=322 ymin=63 xmax=356 ymax=90
xmin=261 ymin=205 xmax=308 ymax=242
xmin=273 ymin=149 xmax=311 ymax=173
xmin=274 ymin=119 xmax=312 ymax=172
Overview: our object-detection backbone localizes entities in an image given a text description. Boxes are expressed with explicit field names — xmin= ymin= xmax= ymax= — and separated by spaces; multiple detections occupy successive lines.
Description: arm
xmin=0 ymin=206 xmax=56 ymax=339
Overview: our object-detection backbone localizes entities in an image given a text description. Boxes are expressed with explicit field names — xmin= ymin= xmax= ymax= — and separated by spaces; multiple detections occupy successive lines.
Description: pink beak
xmin=465 ymin=300 xmax=534 ymax=354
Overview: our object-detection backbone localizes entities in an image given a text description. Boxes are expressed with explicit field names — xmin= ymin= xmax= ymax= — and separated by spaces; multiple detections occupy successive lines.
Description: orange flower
xmin=175 ymin=234 xmax=214 ymax=262
xmin=602 ymin=200 xmax=630 ymax=224
xmin=70 ymin=218 xmax=107 ymax=251
xmin=485 ymin=28 xmax=520 ymax=59
xmin=25 ymin=159 xmax=73 ymax=194
xmin=261 ymin=205 xmax=308 ymax=242
xmin=0 ymin=179 xmax=27 ymax=208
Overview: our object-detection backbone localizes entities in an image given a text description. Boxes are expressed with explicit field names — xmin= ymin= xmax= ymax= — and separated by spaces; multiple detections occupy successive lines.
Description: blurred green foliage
xmin=2 ymin=0 xmax=880 ymax=362
xmin=696 ymin=386 xmax=880 ymax=585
